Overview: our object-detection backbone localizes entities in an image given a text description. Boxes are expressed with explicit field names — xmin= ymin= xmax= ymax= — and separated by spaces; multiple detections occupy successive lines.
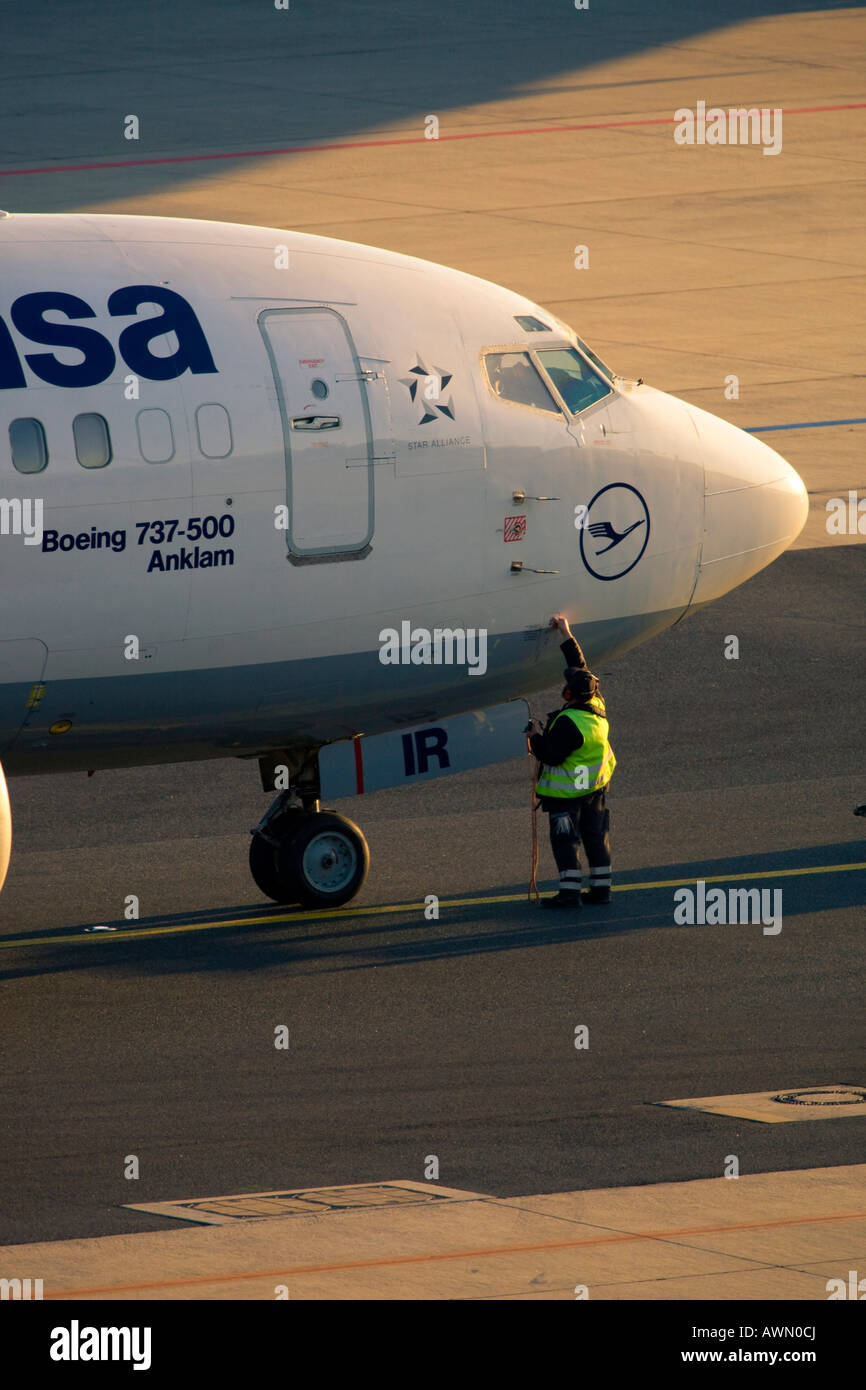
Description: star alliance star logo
xmin=399 ymin=357 xmax=455 ymax=425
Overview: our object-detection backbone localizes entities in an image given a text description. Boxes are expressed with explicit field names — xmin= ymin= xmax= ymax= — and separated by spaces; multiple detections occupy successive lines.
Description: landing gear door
xmin=319 ymin=700 xmax=531 ymax=798
xmin=259 ymin=308 xmax=374 ymax=561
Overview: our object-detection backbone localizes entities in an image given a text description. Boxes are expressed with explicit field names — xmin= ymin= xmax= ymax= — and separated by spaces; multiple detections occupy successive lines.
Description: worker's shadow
xmin=310 ymin=836 xmax=865 ymax=971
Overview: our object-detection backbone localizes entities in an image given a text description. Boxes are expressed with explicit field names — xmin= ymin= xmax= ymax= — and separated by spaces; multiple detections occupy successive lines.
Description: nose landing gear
xmin=249 ymin=789 xmax=369 ymax=908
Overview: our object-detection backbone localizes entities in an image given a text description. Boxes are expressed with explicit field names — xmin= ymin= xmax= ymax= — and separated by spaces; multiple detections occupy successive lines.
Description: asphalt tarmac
xmin=1 ymin=545 xmax=863 ymax=1246
xmin=0 ymin=1 xmax=863 ymax=1250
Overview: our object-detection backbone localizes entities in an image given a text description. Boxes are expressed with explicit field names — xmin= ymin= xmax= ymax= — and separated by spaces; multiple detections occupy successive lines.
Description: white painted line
xmin=660 ymin=1084 xmax=866 ymax=1124
xmin=124 ymin=1180 xmax=482 ymax=1225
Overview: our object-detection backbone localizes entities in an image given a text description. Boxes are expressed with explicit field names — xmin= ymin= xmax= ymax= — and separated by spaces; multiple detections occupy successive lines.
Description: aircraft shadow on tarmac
xmin=3 ymin=0 xmax=860 ymax=213
xmin=2 ymin=841 xmax=861 ymax=984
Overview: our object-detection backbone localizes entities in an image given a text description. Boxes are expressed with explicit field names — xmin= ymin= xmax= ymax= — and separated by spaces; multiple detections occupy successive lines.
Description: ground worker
xmin=527 ymin=615 xmax=615 ymax=909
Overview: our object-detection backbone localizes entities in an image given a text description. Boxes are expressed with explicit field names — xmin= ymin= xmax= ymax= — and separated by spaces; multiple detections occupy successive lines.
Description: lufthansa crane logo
xmin=579 ymin=483 xmax=650 ymax=580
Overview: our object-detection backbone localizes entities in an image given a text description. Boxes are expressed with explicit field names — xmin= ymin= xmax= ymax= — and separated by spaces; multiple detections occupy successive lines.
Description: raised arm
xmin=551 ymin=614 xmax=588 ymax=670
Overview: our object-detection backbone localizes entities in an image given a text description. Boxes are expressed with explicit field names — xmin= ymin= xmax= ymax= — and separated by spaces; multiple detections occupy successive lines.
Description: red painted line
xmin=41 ymin=1208 xmax=866 ymax=1298
xmin=1 ymin=103 xmax=864 ymax=178
xmin=353 ymin=735 xmax=364 ymax=796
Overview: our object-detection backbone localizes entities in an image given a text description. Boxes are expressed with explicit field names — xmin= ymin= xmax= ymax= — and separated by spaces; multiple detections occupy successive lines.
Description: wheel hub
xmin=302 ymin=832 xmax=356 ymax=893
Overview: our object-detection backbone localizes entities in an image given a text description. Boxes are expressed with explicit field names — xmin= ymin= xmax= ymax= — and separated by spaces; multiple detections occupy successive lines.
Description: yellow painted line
xmin=2 ymin=860 xmax=863 ymax=953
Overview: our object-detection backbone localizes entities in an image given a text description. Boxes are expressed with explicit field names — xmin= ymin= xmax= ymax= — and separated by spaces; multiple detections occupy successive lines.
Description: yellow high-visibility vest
xmin=535 ymin=698 xmax=616 ymax=799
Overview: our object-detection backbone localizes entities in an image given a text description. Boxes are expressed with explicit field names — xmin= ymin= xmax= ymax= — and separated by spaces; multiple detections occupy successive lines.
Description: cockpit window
xmin=485 ymin=351 xmax=560 ymax=414
xmin=536 ymin=347 xmax=612 ymax=414
xmin=576 ymin=336 xmax=615 ymax=384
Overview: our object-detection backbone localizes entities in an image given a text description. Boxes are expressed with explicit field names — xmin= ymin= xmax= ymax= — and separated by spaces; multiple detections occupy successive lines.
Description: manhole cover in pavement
xmin=773 ymin=1087 xmax=866 ymax=1107
xmin=125 ymin=1180 xmax=480 ymax=1224
xmin=659 ymin=1084 xmax=866 ymax=1124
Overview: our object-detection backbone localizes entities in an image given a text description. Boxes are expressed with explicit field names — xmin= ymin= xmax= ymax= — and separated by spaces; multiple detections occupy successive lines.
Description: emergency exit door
xmin=259 ymin=307 xmax=374 ymax=559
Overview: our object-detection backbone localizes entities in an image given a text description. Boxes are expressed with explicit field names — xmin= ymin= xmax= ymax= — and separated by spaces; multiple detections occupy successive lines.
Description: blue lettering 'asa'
xmin=1 ymin=285 xmax=217 ymax=388
xmin=108 ymin=285 xmax=217 ymax=381
xmin=0 ymin=317 xmax=26 ymax=388
xmin=10 ymin=292 xmax=116 ymax=388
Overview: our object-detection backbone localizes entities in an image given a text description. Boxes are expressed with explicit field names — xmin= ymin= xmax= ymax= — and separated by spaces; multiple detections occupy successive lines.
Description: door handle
xmin=291 ymin=415 xmax=341 ymax=430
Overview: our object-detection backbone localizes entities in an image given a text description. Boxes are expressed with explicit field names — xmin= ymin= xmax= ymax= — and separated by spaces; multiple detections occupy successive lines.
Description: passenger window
xmin=136 ymin=408 xmax=175 ymax=463
xmin=10 ymin=417 xmax=48 ymax=473
xmin=195 ymin=403 xmax=232 ymax=459
xmin=485 ymin=352 xmax=560 ymax=414
xmin=73 ymin=412 xmax=112 ymax=468
xmin=536 ymin=347 xmax=612 ymax=415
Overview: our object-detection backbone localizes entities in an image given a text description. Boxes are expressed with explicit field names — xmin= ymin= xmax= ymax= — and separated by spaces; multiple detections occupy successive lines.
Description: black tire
xmin=249 ymin=832 xmax=293 ymax=902
xmin=275 ymin=811 xmax=369 ymax=908
xmin=248 ymin=808 xmax=307 ymax=903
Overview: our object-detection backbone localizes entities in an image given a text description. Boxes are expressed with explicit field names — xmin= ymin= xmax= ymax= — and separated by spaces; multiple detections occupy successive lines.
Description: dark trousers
xmin=545 ymin=787 xmax=611 ymax=891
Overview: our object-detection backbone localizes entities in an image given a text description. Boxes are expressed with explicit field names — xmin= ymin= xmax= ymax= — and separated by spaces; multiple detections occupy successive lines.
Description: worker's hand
xmin=550 ymin=614 xmax=573 ymax=638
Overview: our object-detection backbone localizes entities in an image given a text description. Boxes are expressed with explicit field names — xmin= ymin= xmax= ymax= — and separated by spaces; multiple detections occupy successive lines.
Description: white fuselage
xmin=0 ymin=213 xmax=807 ymax=777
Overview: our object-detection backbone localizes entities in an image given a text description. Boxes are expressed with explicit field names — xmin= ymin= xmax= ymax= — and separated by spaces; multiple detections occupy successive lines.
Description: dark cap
xmin=563 ymin=667 xmax=600 ymax=699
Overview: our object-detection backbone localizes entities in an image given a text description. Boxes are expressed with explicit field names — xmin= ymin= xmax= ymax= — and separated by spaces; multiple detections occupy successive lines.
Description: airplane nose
xmin=686 ymin=403 xmax=809 ymax=606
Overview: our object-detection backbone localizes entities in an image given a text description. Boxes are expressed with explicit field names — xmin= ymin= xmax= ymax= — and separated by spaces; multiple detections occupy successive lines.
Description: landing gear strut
xmin=249 ymin=783 xmax=369 ymax=909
